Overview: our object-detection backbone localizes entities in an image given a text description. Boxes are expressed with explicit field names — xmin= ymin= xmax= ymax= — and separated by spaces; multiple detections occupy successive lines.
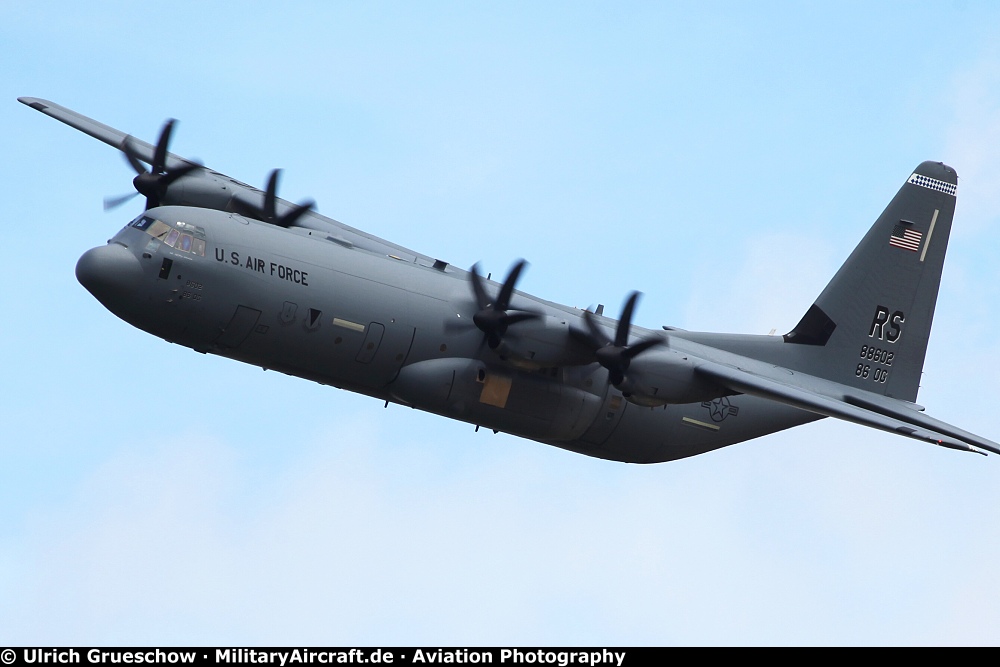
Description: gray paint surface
xmin=26 ymin=97 xmax=998 ymax=463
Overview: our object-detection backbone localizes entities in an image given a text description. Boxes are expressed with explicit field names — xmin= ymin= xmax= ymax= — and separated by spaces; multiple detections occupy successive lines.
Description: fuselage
xmin=21 ymin=97 xmax=990 ymax=460
xmin=78 ymin=206 xmax=818 ymax=463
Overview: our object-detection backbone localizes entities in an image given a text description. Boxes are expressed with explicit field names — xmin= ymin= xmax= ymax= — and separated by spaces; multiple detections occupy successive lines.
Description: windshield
xmin=130 ymin=215 xmax=207 ymax=257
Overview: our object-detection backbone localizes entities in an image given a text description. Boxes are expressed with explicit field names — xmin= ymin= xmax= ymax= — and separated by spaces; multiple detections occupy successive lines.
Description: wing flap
xmin=696 ymin=360 xmax=998 ymax=456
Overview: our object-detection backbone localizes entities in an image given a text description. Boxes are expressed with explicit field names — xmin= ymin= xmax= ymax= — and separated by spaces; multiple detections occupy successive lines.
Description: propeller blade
xmin=615 ymin=291 xmax=641 ymax=347
xmin=120 ymin=136 xmax=147 ymax=175
xmin=264 ymin=169 xmax=280 ymax=221
xmin=575 ymin=291 xmax=662 ymax=390
xmin=581 ymin=309 xmax=611 ymax=347
xmin=469 ymin=263 xmax=491 ymax=310
xmin=229 ymin=197 xmax=259 ymax=219
xmin=621 ymin=335 xmax=663 ymax=360
xmin=152 ymin=119 xmax=176 ymax=174
xmin=103 ymin=191 xmax=139 ymax=211
xmin=111 ymin=121 xmax=201 ymax=211
xmin=496 ymin=259 xmax=528 ymax=311
xmin=503 ymin=310 xmax=539 ymax=327
xmin=277 ymin=200 xmax=315 ymax=228
xmin=466 ymin=260 xmax=535 ymax=351
xmin=230 ymin=169 xmax=315 ymax=227
xmin=159 ymin=162 xmax=203 ymax=188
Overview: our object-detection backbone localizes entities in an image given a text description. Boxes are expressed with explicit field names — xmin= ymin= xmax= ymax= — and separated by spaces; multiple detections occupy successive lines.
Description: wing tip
xmin=18 ymin=97 xmax=51 ymax=112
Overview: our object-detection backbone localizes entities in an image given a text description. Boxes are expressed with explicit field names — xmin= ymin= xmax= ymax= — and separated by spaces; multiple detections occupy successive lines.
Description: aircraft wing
xmin=18 ymin=97 xmax=197 ymax=171
xmin=19 ymin=96 xmax=442 ymax=264
xmin=695 ymin=359 xmax=1000 ymax=456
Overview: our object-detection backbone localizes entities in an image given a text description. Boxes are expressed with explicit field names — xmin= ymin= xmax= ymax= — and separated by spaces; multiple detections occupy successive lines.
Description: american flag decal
xmin=890 ymin=223 xmax=923 ymax=252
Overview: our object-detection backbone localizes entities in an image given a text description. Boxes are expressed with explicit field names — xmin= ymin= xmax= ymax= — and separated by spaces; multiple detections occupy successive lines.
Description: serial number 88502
xmin=859 ymin=345 xmax=893 ymax=366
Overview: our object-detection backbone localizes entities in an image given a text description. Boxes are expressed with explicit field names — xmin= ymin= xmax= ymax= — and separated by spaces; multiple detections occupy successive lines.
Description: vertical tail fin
xmin=782 ymin=161 xmax=958 ymax=402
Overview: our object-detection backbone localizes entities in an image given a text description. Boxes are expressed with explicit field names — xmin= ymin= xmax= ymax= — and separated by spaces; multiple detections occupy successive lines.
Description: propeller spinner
xmin=469 ymin=260 xmax=539 ymax=350
xmin=575 ymin=292 xmax=664 ymax=390
xmin=105 ymin=119 xmax=202 ymax=211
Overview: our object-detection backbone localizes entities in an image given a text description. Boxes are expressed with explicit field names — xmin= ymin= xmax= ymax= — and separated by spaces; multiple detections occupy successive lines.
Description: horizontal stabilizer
xmin=696 ymin=360 xmax=998 ymax=456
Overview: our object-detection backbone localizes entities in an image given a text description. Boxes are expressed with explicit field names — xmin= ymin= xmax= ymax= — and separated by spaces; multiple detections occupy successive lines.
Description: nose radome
xmin=76 ymin=243 xmax=143 ymax=306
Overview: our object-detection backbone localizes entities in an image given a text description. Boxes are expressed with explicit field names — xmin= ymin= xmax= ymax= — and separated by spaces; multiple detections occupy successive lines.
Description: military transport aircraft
xmin=19 ymin=96 xmax=999 ymax=462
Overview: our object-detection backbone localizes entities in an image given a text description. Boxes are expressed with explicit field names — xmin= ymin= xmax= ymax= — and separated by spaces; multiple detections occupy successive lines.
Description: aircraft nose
xmin=76 ymin=243 xmax=143 ymax=306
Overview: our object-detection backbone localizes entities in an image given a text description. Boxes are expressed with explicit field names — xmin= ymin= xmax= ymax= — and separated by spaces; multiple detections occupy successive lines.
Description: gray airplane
xmin=20 ymin=96 xmax=999 ymax=462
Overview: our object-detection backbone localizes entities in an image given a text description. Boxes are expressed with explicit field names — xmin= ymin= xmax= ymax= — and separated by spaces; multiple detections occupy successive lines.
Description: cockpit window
xmin=131 ymin=215 xmax=155 ymax=232
xmin=146 ymin=220 xmax=171 ymax=240
xmin=130 ymin=216 xmax=207 ymax=257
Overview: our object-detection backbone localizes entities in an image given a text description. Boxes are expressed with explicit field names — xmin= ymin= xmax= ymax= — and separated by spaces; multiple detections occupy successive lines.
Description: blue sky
xmin=2 ymin=1 xmax=1000 ymax=646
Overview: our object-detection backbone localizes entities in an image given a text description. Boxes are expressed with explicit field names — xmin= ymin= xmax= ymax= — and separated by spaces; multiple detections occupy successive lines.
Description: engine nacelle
xmin=620 ymin=348 xmax=727 ymax=407
xmin=494 ymin=314 xmax=593 ymax=369
xmin=170 ymin=172 xmax=248 ymax=211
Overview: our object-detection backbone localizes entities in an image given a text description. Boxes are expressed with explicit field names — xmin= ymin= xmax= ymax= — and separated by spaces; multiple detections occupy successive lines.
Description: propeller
xmin=469 ymin=260 xmax=539 ymax=349
xmin=229 ymin=169 xmax=315 ymax=228
xmin=574 ymin=292 xmax=664 ymax=388
xmin=105 ymin=119 xmax=202 ymax=211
